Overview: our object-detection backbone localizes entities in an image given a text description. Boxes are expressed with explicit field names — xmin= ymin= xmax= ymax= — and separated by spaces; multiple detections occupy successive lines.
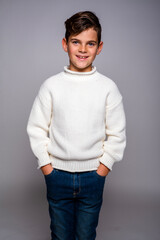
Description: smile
xmin=76 ymin=55 xmax=89 ymax=60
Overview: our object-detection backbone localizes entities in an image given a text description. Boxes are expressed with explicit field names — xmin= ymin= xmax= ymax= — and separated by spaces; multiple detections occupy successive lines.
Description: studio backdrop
xmin=1 ymin=0 xmax=160 ymax=239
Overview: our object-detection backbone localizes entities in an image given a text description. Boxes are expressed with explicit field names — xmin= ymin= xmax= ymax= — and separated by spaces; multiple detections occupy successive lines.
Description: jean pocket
xmin=93 ymin=170 xmax=106 ymax=179
xmin=44 ymin=168 xmax=56 ymax=179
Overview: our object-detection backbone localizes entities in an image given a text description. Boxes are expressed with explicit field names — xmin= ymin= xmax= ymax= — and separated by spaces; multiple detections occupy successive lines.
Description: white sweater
xmin=27 ymin=66 xmax=126 ymax=172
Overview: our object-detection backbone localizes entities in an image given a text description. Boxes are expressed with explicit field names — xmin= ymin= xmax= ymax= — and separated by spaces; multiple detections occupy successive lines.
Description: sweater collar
xmin=64 ymin=66 xmax=97 ymax=76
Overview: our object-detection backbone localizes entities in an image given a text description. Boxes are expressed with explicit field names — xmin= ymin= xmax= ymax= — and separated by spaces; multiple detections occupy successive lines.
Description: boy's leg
xmin=44 ymin=168 xmax=76 ymax=240
xmin=75 ymin=170 xmax=106 ymax=240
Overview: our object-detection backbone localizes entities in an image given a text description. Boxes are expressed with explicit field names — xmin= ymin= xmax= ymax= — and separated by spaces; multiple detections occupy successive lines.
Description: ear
xmin=62 ymin=38 xmax=68 ymax=52
xmin=96 ymin=41 xmax=103 ymax=55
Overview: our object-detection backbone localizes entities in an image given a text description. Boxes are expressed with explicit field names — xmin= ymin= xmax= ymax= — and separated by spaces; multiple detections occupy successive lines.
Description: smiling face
xmin=62 ymin=28 xmax=103 ymax=72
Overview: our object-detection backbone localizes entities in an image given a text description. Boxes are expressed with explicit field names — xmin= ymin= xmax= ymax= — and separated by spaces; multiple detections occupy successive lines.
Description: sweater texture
xmin=27 ymin=66 xmax=126 ymax=172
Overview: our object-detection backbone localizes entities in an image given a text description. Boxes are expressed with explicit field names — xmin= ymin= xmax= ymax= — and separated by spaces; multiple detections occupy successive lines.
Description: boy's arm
xmin=98 ymin=82 xmax=126 ymax=173
xmin=27 ymin=83 xmax=53 ymax=171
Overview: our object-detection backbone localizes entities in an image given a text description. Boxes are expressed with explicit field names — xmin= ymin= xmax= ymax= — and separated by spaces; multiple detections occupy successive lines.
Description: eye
xmin=72 ymin=41 xmax=79 ymax=45
xmin=88 ymin=42 xmax=96 ymax=46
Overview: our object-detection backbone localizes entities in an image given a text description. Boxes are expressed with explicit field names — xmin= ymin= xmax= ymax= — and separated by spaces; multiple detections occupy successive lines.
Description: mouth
xmin=76 ymin=55 xmax=89 ymax=60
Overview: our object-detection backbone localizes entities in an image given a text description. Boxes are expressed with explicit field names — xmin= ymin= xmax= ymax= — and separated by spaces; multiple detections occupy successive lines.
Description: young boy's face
xmin=62 ymin=28 xmax=103 ymax=72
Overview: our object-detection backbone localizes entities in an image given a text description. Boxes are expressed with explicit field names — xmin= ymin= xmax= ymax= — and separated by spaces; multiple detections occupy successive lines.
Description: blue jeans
xmin=44 ymin=168 xmax=106 ymax=240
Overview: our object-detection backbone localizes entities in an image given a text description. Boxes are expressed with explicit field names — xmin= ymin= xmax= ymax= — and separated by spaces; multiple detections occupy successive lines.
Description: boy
xmin=27 ymin=11 xmax=126 ymax=240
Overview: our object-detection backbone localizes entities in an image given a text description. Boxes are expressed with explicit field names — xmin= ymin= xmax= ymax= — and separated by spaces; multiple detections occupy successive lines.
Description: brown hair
xmin=64 ymin=11 xmax=102 ymax=45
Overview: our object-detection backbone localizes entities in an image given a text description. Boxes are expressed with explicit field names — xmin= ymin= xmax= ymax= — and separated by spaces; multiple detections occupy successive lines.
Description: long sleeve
xmin=99 ymin=83 xmax=126 ymax=171
xmin=27 ymin=84 xmax=53 ymax=169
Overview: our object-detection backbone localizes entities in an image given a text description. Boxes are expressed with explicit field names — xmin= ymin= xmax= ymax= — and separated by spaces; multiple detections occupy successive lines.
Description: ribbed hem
xmin=50 ymin=156 xmax=100 ymax=172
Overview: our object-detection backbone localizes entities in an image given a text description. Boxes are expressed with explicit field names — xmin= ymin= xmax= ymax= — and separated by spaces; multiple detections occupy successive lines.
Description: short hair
xmin=64 ymin=11 xmax=102 ymax=45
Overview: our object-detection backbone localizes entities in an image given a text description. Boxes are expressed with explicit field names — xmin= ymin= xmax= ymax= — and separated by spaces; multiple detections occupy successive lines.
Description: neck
xmin=68 ymin=64 xmax=93 ymax=73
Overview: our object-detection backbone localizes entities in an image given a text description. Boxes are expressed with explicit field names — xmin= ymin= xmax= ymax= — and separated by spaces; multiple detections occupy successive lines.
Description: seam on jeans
xmin=73 ymin=174 xmax=75 ymax=194
xmin=77 ymin=174 xmax=81 ymax=195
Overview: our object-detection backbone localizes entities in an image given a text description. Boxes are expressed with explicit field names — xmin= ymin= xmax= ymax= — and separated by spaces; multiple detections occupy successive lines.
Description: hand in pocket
xmin=41 ymin=164 xmax=54 ymax=176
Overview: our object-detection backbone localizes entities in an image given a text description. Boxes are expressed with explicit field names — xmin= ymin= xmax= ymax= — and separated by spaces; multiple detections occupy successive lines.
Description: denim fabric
xmin=44 ymin=168 xmax=106 ymax=240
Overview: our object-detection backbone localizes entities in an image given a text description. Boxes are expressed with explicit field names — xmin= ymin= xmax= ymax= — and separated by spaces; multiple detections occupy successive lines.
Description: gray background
xmin=1 ymin=0 xmax=160 ymax=239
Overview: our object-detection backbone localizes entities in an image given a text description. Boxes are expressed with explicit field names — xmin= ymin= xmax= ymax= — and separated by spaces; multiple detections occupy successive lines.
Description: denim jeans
xmin=44 ymin=168 xmax=106 ymax=240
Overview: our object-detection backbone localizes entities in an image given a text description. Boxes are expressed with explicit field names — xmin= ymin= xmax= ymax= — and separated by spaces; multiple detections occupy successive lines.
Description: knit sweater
xmin=27 ymin=66 xmax=126 ymax=172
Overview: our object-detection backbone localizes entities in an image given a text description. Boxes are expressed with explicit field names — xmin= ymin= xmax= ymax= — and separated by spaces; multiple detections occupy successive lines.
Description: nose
xmin=78 ymin=44 xmax=87 ymax=53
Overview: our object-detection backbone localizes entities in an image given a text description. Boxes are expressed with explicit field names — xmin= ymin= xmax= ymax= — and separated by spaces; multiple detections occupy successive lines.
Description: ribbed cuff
xmin=98 ymin=152 xmax=115 ymax=171
xmin=37 ymin=153 xmax=52 ymax=169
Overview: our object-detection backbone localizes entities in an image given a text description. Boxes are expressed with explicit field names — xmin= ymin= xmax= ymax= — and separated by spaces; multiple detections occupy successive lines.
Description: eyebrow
xmin=70 ymin=38 xmax=97 ymax=44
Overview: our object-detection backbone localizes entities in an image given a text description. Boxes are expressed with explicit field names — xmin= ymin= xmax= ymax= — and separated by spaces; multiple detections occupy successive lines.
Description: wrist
xmin=41 ymin=164 xmax=53 ymax=175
